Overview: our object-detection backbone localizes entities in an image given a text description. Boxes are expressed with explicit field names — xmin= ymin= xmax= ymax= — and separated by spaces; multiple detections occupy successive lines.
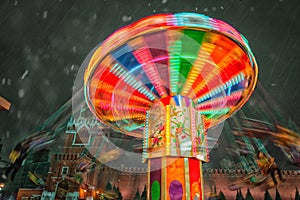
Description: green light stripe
xmin=178 ymin=29 xmax=205 ymax=93
xmin=169 ymin=38 xmax=182 ymax=94
xmin=200 ymin=107 xmax=230 ymax=115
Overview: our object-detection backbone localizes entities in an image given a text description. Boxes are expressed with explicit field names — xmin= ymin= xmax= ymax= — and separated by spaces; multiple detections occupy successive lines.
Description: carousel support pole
xmin=144 ymin=97 xmax=208 ymax=200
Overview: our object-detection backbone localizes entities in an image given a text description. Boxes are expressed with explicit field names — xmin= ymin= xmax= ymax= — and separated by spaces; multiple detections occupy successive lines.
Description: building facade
xmin=14 ymin=106 xmax=300 ymax=200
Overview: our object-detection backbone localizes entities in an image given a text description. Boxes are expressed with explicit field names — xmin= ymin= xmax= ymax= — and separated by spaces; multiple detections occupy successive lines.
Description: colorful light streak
xmin=109 ymin=63 xmax=156 ymax=101
xmin=84 ymin=13 xmax=258 ymax=135
xmin=195 ymin=72 xmax=245 ymax=104
xmin=84 ymin=13 xmax=257 ymax=199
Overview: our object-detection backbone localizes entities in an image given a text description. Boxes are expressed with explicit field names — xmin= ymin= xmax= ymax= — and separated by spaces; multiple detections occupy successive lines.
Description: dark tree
xmin=141 ymin=185 xmax=147 ymax=200
xmin=245 ymin=188 xmax=254 ymax=200
xmin=117 ymin=190 xmax=123 ymax=200
xmin=219 ymin=190 xmax=226 ymax=200
xmin=209 ymin=185 xmax=218 ymax=199
xmin=113 ymin=184 xmax=118 ymax=192
xmin=105 ymin=181 xmax=112 ymax=191
xmin=235 ymin=189 xmax=244 ymax=200
xmin=295 ymin=187 xmax=300 ymax=200
xmin=133 ymin=189 xmax=141 ymax=200
xmin=264 ymin=190 xmax=272 ymax=200
xmin=275 ymin=188 xmax=282 ymax=200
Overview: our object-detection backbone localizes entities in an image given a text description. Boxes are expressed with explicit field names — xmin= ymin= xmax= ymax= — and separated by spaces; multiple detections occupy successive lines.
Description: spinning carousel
xmin=83 ymin=13 xmax=258 ymax=200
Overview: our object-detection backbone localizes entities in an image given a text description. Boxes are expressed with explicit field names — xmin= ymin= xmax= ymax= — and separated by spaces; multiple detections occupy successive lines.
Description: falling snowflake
xmin=43 ymin=79 xmax=50 ymax=86
xmin=43 ymin=11 xmax=48 ymax=19
xmin=17 ymin=110 xmax=22 ymax=119
xmin=122 ymin=16 xmax=132 ymax=22
xmin=6 ymin=130 xmax=10 ymax=138
xmin=92 ymin=13 xmax=97 ymax=20
xmin=72 ymin=46 xmax=77 ymax=53
xmin=2 ymin=78 xmax=6 ymax=85
xmin=88 ymin=13 xmax=97 ymax=25
xmin=63 ymin=67 xmax=70 ymax=75
xmin=7 ymin=78 xmax=11 ymax=86
xmin=18 ymin=89 xmax=25 ymax=98
xmin=21 ymin=70 xmax=29 ymax=80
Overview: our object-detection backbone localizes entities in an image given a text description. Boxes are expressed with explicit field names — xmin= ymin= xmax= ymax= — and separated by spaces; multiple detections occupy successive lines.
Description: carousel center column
xmin=143 ymin=96 xmax=209 ymax=200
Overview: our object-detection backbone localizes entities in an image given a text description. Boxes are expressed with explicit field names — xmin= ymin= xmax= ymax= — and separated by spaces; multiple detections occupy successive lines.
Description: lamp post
xmin=0 ymin=183 xmax=4 ymax=199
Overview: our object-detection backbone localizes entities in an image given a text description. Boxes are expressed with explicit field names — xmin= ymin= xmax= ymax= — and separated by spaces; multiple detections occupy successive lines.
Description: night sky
xmin=0 ymin=0 xmax=300 ymax=160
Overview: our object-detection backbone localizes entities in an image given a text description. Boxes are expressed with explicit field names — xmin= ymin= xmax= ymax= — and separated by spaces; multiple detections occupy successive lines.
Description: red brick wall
xmin=91 ymin=167 xmax=147 ymax=200
xmin=203 ymin=169 xmax=300 ymax=200
xmin=46 ymin=153 xmax=79 ymax=191
xmin=16 ymin=188 xmax=43 ymax=200
xmin=45 ymin=132 xmax=300 ymax=199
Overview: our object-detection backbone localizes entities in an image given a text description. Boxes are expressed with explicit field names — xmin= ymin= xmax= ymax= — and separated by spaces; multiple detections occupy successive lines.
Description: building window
xmin=62 ymin=166 xmax=69 ymax=175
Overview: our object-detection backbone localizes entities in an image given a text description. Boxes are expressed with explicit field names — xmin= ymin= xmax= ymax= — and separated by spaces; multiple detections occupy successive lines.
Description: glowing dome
xmin=84 ymin=13 xmax=258 ymax=137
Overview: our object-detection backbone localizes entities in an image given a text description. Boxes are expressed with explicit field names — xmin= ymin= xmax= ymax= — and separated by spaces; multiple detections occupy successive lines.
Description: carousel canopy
xmin=84 ymin=13 xmax=258 ymax=137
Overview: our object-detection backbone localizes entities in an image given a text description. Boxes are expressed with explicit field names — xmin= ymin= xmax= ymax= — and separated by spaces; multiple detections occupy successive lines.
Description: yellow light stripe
xmin=217 ymin=46 xmax=244 ymax=70
xmin=199 ymin=161 xmax=204 ymax=200
xmin=85 ymin=51 xmax=115 ymax=85
xmin=193 ymin=45 xmax=245 ymax=100
xmin=102 ymin=114 xmax=146 ymax=121
xmin=143 ymin=112 xmax=149 ymax=162
xmin=162 ymin=157 xmax=166 ymax=200
xmin=127 ymin=36 xmax=145 ymax=49
xmin=90 ymin=86 xmax=153 ymax=106
xmin=93 ymin=100 xmax=148 ymax=112
xmin=147 ymin=160 xmax=150 ymax=200
xmin=190 ymin=62 xmax=219 ymax=98
xmin=165 ymin=105 xmax=171 ymax=155
xmin=190 ymin=105 xmax=197 ymax=157
xmin=184 ymin=158 xmax=190 ymax=199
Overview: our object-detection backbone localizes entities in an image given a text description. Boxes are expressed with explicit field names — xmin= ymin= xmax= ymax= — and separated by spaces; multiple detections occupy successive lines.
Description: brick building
xmin=43 ymin=107 xmax=148 ymax=199
xmin=14 ymin=105 xmax=300 ymax=200
xmin=202 ymin=168 xmax=300 ymax=200
xmin=42 ymin=107 xmax=300 ymax=200
xmin=16 ymin=188 xmax=43 ymax=200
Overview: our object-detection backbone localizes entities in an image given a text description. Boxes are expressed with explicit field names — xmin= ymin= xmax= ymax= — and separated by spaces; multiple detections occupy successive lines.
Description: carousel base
xmin=148 ymin=157 xmax=204 ymax=200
